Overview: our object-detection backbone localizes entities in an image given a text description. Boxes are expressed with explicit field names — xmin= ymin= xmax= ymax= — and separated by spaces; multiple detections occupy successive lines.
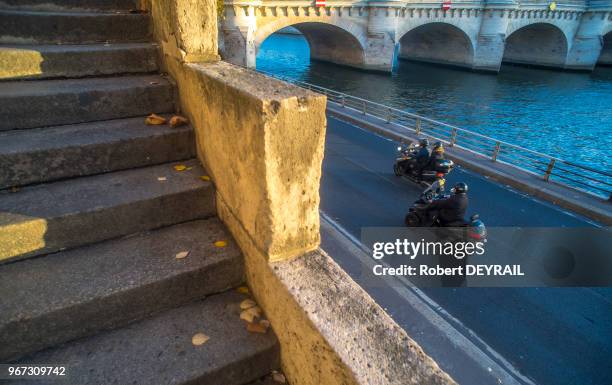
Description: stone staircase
xmin=0 ymin=1 xmax=280 ymax=383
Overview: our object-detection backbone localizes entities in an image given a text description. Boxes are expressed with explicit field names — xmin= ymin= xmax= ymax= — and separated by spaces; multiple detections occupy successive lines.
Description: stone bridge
xmin=220 ymin=0 xmax=612 ymax=73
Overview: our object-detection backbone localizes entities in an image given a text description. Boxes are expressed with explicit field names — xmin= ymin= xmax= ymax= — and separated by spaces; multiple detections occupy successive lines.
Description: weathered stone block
xmin=147 ymin=0 xmax=219 ymax=63
xmin=170 ymin=61 xmax=326 ymax=261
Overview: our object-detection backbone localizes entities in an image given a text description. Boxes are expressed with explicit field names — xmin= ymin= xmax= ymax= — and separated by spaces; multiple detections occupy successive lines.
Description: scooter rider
xmin=428 ymin=142 xmax=445 ymax=169
xmin=426 ymin=182 xmax=468 ymax=226
xmin=415 ymin=138 xmax=430 ymax=178
xmin=421 ymin=173 xmax=446 ymax=199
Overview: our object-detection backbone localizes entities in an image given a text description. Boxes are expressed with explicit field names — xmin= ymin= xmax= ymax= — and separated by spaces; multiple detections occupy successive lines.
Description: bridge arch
xmin=254 ymin=18 xmax=367 ymax=52
xmin=254 ymin=19 xmax=367 ymax=69
xmin=397 ymin=22 xmax=475 ymax=69
xmin=597 ymin=30 xmax=612 ymax=66
xmin=503 ymin=23 xmax=569 ymax=68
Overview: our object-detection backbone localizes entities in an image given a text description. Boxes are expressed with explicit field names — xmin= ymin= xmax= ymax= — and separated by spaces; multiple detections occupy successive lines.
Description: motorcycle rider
xmin=414 ymin=138 xmax=430 ymax=178
xmin=427 ymin=142 xmax=445 ymax=170
xmin=426 ymin=182 xmax=468 ymax=226
xmin=421 ymin=172 xmax=446 ymax=199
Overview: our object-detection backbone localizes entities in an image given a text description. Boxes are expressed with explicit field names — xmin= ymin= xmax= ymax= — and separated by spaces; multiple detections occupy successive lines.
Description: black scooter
xmin=404 ymin=188 xmax=487 ymax=241
xmin=393 ymin=143 xmax=454 ymax=187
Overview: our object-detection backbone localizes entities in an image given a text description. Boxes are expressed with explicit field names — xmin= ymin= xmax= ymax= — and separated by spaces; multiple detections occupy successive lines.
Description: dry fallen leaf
xmin=272 ymin=372 xmax=286 ymax=383
xmin=250 ymin=306 xmax=262 ymax=316
xmin=174 ymin=164 xmax=187 ymax=171
xmin=175 ymin=251 xmax=189 ymax=259
xmin=237 ymin=286 xmax=249 ymax=294
xmin=240 ymin=311 xmax=256 ymax=323
xmin=246 ymin=320 xmax=269 ymax=334
xmin=240 ymin=299 xmax=256 ymax=310
xmin=191 ymin=332 xmax=209 ymax=346
xmin=145 ymin=113 xmax=166 ymax=125
xmin=240 ymin=306 xmax=262 ymax=323
xmin=214 ymin=240 xmax=227 ymax=248
xmin=200 ymin=175 xmax=211 ymax=182
xmin=170 ymin=115 xmax=189 ymax=128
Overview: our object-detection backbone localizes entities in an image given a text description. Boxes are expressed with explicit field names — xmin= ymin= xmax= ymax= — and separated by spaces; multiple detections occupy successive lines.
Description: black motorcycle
xmin=404 ymin=190 xmax=487 ymax=241
xmin=393 ymin=143 xmax=454 ymax=186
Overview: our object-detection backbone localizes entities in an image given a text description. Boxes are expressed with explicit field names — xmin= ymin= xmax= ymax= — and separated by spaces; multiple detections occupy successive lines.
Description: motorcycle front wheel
xmin=393 ymin=163 xmax=402 ymax=176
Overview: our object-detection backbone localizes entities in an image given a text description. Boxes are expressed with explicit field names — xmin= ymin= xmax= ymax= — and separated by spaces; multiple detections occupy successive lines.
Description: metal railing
xmin=258 ymin=70 xmax=612 ymax=200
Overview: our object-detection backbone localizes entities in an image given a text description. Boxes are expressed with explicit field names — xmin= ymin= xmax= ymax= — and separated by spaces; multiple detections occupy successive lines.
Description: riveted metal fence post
xmin=492 ymin=142 xmax=501 ymax=162
xmin=362 ymin=100 xmax=366 ymax=115
xmin=341 ymin=95 xmax=346 ymax=108
xmin=386 ymin=108 xmax=392 ymax=123
xmin=544 ymin=159 xmax=556 ymax=181
xmin=415 ymin=118 xmax=421 ymax=135
xmin=450 ymin=128 xmax=457 ymax=147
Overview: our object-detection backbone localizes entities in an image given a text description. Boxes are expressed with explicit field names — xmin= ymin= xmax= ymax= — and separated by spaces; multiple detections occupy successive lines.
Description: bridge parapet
xmin=220 ymin=0 xmax=612 ymax=72
xmin=588 ymin=0 xmax=612 ymax=11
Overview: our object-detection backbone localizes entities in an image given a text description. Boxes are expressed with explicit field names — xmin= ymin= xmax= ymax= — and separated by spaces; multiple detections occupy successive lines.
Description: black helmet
xmin=419 ymin=138 xmax=429 ymax=147
xmin=452 ymin=182 xmax=468 ymax=194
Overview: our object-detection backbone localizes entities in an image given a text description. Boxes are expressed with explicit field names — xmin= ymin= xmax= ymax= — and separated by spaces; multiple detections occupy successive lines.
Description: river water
xmin=256 ymin=33 xmax=612 ymax=195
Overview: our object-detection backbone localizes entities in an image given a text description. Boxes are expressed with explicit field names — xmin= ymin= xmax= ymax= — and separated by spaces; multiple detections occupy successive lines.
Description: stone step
xmin=0 ymin=159 xmax=214 ymax=263
xmin=11 ymin=292 xmax=280 ymax=385
xmin=0 ymin=116 xmax=196 ymax=189
xmin=0 ymin=43 xmax=159 ymax=80
xmin=0 ymin=218 xmax=244 ymax=362
xmin=0 ymin=75 xmax=175 ymax=131
xmin=0 ymin=0 xmax=139 ymax=12
xmin=0 ymin=9 xmax=150 ymax=44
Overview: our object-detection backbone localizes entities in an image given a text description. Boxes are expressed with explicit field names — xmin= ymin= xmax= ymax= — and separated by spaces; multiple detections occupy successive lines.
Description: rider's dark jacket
xmin=415 ymin=147 xmax=430 ymax=167
xmin=427 ymin=193 xmax=468 ymax=225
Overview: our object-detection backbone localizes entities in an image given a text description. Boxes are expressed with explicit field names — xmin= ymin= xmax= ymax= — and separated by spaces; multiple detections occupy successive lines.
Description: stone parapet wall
xmin=173 ymin=61 xmax=326 ymax=261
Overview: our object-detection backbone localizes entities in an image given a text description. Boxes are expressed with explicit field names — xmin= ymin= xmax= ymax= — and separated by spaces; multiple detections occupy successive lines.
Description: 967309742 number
xmin=3 ymin=365 xmax=67 ymax=378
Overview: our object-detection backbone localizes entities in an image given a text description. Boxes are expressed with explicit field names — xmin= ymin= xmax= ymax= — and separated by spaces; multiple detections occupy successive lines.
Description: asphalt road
xmin=320 ymin=116 xmax=612 ymax=385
